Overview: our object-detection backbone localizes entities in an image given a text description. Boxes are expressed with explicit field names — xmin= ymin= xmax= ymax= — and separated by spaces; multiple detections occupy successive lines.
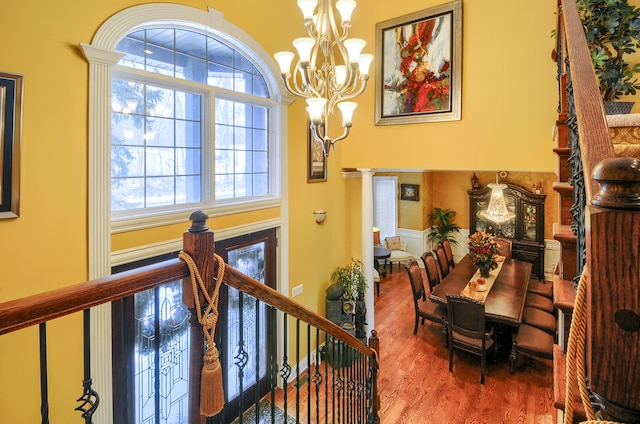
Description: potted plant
xmin=331 ymin=258 xmax=367 ymax=302
xmin=427 ymin=207 xmax=461 ymax=245
xmin=577 ymin=0 xmax=640 ymax=113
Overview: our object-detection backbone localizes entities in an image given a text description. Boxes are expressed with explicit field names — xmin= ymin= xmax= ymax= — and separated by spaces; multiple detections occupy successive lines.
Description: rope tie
xmin=179 ymin=251 xmax=226 ymax=417
xmin=564 ymin=268 xmax=624 ymax=424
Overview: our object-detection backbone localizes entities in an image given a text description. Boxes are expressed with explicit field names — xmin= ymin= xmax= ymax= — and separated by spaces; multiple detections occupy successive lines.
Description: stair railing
xmin=556 ymin=0 xmax=640 ymax=421
xmin=0 ymin=210 xmax=380 ymax=424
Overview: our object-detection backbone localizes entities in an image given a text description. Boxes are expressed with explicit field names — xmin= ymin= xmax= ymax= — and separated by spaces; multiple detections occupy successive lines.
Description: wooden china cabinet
xmin=468 ymin=183 xmax=546 ymax=280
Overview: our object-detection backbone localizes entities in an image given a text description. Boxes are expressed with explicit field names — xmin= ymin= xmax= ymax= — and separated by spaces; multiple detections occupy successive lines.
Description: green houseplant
xmin=331 ymin=258 xmax=367 ymax=302
xmin=578 ymin=0 xmax=640 ymax=111
xmin=427 ymin=207 xmax=461 ymax=245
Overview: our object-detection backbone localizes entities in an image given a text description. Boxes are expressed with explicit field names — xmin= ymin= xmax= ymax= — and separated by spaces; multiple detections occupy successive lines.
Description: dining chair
xmin=404 ymin=260 xmax=448 ymax=345
xmin=527 ymin=279 xmax=553 ymax=299
xmin=494 ymin=236 xmax=512 ymax=259
xmin=510 ymin=323 xmax=554 ymax=374
xmin=446 ymin=294 xmax=496 ymax=384
xmin=522 ymin=306 xmax=557 ymax=336
xmin=433 ymin=243 xmax=450 ymax=280
xmin=420 ymin=251 xmax=441 ymax=292
xmin=440 ymin=238 xmax=456 ymax=271
xmin=524 ymin=291 xmax=555 ymax=313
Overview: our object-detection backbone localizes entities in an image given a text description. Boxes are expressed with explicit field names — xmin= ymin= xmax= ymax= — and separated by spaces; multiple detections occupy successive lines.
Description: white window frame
xmin=80 ymin=5 xmax=292 ymax=423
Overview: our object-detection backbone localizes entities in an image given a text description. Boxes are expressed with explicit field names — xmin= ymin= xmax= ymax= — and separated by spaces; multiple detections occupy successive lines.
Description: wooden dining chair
xmin=527 ymin=279 xmax=553 ymax=299
xmin=494 ymin=236 xmax=512 ymax=259
xmin=404 ymin=260 xmax=448 ymax=345
xmin=510 ymin=323 xmax=554 ymax=374
xmin=446 ymin=294 xmax=496 ymax=384
xmin=420 ymin=251 xmax=441 ymax=292
xmin=524 ymin=291 xmax=554 ymax=314
xmin=440 ymin=238 xmax=456 ymax=271
xmin=433 ymin=243 xmax=450 ymax=280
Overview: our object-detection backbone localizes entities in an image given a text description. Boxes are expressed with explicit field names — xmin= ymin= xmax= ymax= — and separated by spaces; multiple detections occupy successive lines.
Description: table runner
xmin=460 ymin=256 xmax=506 ymax=302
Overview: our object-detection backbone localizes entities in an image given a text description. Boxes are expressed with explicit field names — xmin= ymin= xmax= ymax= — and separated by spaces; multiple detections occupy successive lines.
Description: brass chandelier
xmin=274 ymin=0 xmax=373 ymax=157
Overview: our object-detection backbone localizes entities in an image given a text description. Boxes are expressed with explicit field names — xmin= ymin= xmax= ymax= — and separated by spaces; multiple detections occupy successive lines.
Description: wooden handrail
xmin=0 ymin=259 xmax=188 ymax=336
xmin=561 ymin=0 xmax=616 ymax=200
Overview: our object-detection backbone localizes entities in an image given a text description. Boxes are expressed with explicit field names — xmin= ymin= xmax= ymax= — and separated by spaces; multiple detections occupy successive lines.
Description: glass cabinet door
xmin=523 ymin=203 xmax=538 ymax=241
xmin=498 ymin=194 xmax=517 ymax=238
xmin=474 ymin=200 xmax=489 ymax=232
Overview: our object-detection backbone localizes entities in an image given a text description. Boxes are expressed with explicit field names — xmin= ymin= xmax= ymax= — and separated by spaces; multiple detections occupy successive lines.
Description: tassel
xmin=200 ymin=344 xmax=225 ymax=417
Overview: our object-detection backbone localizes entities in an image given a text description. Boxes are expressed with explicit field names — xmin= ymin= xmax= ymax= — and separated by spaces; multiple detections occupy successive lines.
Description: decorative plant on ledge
xmin=578 ymin=0 xmax=640 ymax=105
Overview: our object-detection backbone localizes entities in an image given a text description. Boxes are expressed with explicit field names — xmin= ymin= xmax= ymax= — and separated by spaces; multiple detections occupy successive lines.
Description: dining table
xmin=429 ymin=254 xmax=532 ymax=326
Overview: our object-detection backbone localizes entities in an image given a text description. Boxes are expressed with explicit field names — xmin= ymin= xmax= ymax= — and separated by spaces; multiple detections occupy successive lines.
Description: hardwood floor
xmin=374 ymin=264 xmax=555 ymax=423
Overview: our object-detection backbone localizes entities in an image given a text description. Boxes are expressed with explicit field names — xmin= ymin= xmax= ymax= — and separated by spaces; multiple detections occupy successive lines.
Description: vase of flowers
xmin=468 ymin=231 xmax=500 ymax=278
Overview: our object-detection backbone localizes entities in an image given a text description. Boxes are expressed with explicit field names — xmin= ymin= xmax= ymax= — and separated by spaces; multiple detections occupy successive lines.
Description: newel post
xmin=182 ymin=210 xmax=217 ymax=424
xmin=587 ymin=157 xmax=640 ymax=422
xmin=368 ymin=329 xmax=380 ymax=423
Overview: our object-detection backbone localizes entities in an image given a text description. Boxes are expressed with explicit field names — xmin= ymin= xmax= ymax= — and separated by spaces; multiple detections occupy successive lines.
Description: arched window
xmin=82 ymin=4 xmax=287 ymax=233
xmin=112 ymin=27 xmax=275 ymax=214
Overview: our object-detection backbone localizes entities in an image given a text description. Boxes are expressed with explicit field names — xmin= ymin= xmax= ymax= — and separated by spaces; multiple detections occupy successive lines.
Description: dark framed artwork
xmin=375 ymin=0 xmax=462 ymax=125
xmin=400 ymin=184 xmax=419 ymax=201
xmin=0 ymin=72 xmax=23 ymax=219
xmin=307 ymin=122 xmax=327 ymax=182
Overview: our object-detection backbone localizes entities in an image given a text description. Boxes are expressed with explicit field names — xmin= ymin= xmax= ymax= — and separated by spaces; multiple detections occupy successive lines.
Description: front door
xmin=211 ymin=228 xmax=277 ymax=423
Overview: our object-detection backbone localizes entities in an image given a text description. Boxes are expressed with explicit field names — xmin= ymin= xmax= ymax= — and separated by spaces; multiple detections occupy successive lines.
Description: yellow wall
xmin=0 ymin=0 xmax=578 ymax=421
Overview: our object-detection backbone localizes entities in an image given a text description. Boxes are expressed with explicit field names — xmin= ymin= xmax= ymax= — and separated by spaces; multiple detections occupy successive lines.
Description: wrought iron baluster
xmin=234 ymin=291 xmax=249 ymax=424
xmin=312 ymin=328 xmax=322 ymax=424
xmin=254 ymin=297 xmax=260 ymax=424
xmin=39 ymin=323 xmax=49 ymax=424
xmin=565 ymin=58 xmax=587 ymax=287
xmin=306 ymin=323 xmax=311 ymax=423
xmin=295 ymin=319 xmax=300 ymax=424
xmin=75 ymin=309 xmax=99 ymax=423
xmin=280 ymin=314 xmax=291 ymax=423
xmin=270 ymin=307 xmax=277 ymax=422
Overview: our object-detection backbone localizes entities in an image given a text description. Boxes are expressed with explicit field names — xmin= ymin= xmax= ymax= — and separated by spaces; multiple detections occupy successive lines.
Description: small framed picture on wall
xmin=307 ymin=122 xmax=327 ymax=183
xmin=400 ymin=184 xmax=419 ymax=201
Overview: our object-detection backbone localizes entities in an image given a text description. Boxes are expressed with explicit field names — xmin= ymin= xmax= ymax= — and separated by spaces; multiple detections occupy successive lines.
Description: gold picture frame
xmin=400 ymin=184 xmax=419 ymax=201
xmin=0 ymin=72 xmax=23 ymax=219
xmin=375 ymin=0 xmax=462 ymax=125
xmin=307 ymin=122 xmax=327 ymax=182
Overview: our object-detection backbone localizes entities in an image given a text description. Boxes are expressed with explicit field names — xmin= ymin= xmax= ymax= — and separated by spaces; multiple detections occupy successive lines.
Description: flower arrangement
xmin=468 ymin=232 xmax=500 ymax=278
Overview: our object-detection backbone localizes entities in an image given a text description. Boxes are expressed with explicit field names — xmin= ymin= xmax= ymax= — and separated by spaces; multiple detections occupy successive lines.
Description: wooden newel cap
xmin=189 ymin=210 xmax=210 ymax=233
xmin=592 ymin=157 xmax=640 ymax=210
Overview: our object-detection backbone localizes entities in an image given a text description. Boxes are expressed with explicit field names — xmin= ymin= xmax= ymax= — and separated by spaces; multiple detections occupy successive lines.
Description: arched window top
xmin=87 ymin=3 xmax=283 ymax=100
xmin=116 ymin=27 xmax=270 ymax=98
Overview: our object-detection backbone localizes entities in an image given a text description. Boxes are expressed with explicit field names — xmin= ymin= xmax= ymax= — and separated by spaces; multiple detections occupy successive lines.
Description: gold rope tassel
xmin=179 ymin=251 xmax=226 ymax=417
xmin=563 ymin=267 xmax=623 ymax=424
xmin=200 ymin=343 xmax=224 ymax=416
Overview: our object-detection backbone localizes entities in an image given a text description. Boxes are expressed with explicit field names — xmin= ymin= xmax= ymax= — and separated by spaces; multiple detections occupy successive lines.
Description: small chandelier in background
xmin=274 ymin=0 xmax=373 ymax=157
xmin=479 ymin=174 xmax=515 ymax=224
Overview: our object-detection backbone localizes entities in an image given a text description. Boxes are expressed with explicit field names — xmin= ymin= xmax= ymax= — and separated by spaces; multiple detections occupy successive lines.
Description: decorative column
xmin=358 ymin=168 xmax=375 ymax=334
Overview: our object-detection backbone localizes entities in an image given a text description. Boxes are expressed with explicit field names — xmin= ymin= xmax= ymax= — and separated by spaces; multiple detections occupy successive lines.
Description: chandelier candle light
xmin=275 ymin=0 xmax=373 ymax=157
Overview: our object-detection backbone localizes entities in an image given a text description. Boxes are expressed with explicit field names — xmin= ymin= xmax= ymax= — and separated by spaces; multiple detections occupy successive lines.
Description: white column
xmin=358 ymin=168 xmax=375 ymax=336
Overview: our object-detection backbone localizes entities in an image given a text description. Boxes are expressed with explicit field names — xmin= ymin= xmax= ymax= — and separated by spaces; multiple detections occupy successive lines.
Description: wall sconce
xmin=314 ymin=210 xmax=327 ymax=224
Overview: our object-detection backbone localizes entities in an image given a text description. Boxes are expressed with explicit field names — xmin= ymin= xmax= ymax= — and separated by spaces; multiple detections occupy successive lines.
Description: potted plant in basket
xmin=427 ymin=207 xmax=461 ymax=246
xmin=331 ymin=259 xmax=368 ymax=339
xmin=578 ymin=0 xmax=640 ymax=113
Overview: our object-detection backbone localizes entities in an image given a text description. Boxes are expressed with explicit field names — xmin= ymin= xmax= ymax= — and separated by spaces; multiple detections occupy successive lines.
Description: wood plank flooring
xmin=374 ymin=263 xmax=555 ymax=423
